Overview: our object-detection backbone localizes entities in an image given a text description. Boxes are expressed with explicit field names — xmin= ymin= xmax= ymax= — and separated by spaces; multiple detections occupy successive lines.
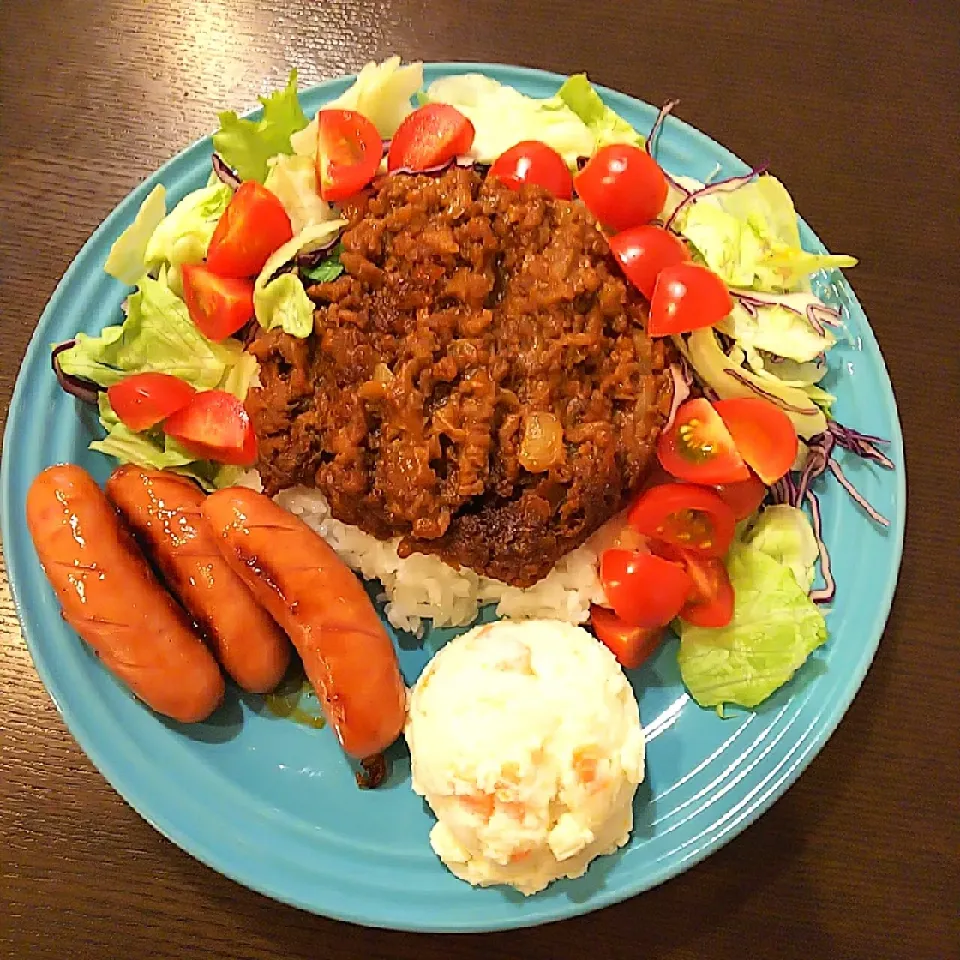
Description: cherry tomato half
xmin=316 ymin=108 xmax=382 ymax=202
xmin=658 ymin=398 xmax=751 ymax=485
xmin=652 ymin=542 xmax=735 ymax=628
xmin=648 ymin=261 xmax=732 ymax=337
xmin=600 ymin=548 xmax=693 ymax=628
xmin=106 ymin=373 xmax=196 ymax=433
xmin=490 ymin=140 xmax=573 ymax=199
xmin=387 ymin=104 xmax=475 ymax=173
xmin=590 ymin=605 xmax=667 ymax=670
xmin=574 ymin=143 xmax=668 ymax=231
xmin=162 ymin=390 xmax=257 ymax=466
xmin=713 ymin=473 xmax=767 ymax=521
xmin=205 ymin=181 xmax=293 ymax=279
xmin=181 ymin=263 xmax=254 ymax=341
xmin=713 ymin=397 xmax=799 ymax=484
xmin=627 ymin=482 xmax=737 ymax=558
xmin=608 ymin=225 xmax=690 ymax=300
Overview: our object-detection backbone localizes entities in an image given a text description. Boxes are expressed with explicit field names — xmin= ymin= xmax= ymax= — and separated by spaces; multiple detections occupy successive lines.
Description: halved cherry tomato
xmin=162 ymin=390 xmax=257 ymax=466
xmin=649 ymin=542 xmax=735 ymax=628
xmin=574 ymin=143 xmax=668 ymax=231
xmin=106 ymin=373 xmax=196 ymax=432
xmin=608 ymin=225 xmax=690 ymax=300
xmin=387 ymin=104 xmax=475 ymax=173
xmin=205 ymin=181 xmax=293 ymax=278
xmin=648 ymin=262 xmax=732 ymax=337
xmin=658 ymin=398 xmax=750 ymax=485
xmin=713 ymin=397 xmax=799 ymax=484
xmin=316 ymin=108 xmax=382 ymax=202
xmin=181 ymin=263 xmax=254 ymax=341
xmin=590 ymin=605 xmax=666 ymax=670
xmin=490 ymin=140 xmax=573 ymax=199
xmin=713 ymin=472 xmax=767 ymax=521
xmin=627 ymin=482 xmax=736 ymax=558
xmin=600 ymin=548 xmax=693 ymax=628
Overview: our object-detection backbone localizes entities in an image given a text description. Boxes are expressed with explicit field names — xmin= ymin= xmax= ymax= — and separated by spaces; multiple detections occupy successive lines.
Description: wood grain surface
xmin=2 ymin=1 xmax=958 ymax=957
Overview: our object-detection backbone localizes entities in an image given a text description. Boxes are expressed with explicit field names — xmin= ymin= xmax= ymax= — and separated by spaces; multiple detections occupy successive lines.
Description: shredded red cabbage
xmin=212 ymin=153 xmax=241 ymax=190
xmin=51 ymin=340 xmax=101 ymax=405
xmin=732 ymin=290 xmax=842 ymax=338
xmin=663 ymin=164 xmax=769 ymax=232
xmin=769 ymin=420 xmax=894 ymax=602
xmin=389 ymin=156 xmax=481 ymax=177
xmin=646 ymin=99 xmax=680 ymax=161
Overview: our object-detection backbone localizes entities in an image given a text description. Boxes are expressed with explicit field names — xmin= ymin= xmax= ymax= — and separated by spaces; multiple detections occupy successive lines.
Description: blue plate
xmin=0 ymin=64 xmax=905 ymax=932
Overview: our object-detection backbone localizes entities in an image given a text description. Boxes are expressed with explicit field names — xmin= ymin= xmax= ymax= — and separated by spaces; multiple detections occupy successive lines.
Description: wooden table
xmin=2 ymin=1 xmax=958 ymax=957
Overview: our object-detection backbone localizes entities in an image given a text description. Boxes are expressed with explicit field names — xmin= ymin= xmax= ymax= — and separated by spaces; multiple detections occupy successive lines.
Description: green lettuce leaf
xmin=213 ymin=70 xmax=309 ymax=182
xmin=677 ymin=542 xmax=827 ymax=709
xmin=718 ymin=293 xmax=836 ymax=364
xmin=301 ymin=243 xmax=344 ymax=282
xmin=423 ymin=74 xmax=595 ymax=166
xmin=556 ymin=74 xmax=642 ymax=148
xmin=263 ymin=153 xmax=333 ymax=233
xmin=677 ymin=175 xmax=857 ymax=293
xmin=253 ymin=273 xmax=314 ymax=338
xmin=677 ymin=328 xmax=828 ymax=438
xmin=744 ymin=505 xmax=819 ymax=591
xmin=56 ymin=276 xmax=238 ymax=389
xmin=92 ymin=396 xmax=238 ymax=491
xmin=104 ymin=185 xmax=167 ymax=285
xmin=253 ymin=219 xmax=346 ymax=337
xmin=143 ymin=183 xmax=232 ymax=283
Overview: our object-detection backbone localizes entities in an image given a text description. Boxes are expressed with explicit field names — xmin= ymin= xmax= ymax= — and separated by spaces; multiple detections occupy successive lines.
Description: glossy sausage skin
xmin=105 ymin=466 xmax=291 ymax=694
xmin=202 ymin=487 xmax=407 ymax=759
xmin=26 ymin=464 xmax=224 ymax=722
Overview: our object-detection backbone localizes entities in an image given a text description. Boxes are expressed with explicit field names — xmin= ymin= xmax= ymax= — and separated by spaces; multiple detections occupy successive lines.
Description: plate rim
xmin=0 ymin=61 xmax=906 ymax=932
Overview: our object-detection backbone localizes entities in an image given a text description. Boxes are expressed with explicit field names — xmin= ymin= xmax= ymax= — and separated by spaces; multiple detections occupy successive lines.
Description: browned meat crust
xmin=246 ymin=167 xmax=673 ymax=587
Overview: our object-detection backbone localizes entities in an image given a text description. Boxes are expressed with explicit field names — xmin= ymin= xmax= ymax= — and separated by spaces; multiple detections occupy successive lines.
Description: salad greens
xmin=104 ymin=185 xmax=167 ymax=285
xmin=674 ymin=175 xmax=856 ymax=293
xmin=423 ymin=74 xmax=625 ymax=166
xmin=57 ymin=277 xmax=244 ymax=390
xmin=556 ymin=74 xmax=642 ymax=149
xmin=253 ymin=219 xmax=346 ymax=337
xmin=301 ymin=243 xmax=345 ymax=283
xmin=264 ymin=153 xmax=332 ymax=233
xmin=677 ymin=540 xmax=827 ymax=710
xmin=213 ymin=70 xmax=309 ymax=182
xmin=745 ymin=505 xmax=820 ymax=592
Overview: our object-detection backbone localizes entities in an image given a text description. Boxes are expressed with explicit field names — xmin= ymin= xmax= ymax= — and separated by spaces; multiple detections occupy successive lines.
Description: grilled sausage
xmin=105 ymin=466 xmax=291 ymax=694
xmin=26 ymin=464 xmax=224 ymax=722
xmin=202 ymin=487 xmax=407 ymax=759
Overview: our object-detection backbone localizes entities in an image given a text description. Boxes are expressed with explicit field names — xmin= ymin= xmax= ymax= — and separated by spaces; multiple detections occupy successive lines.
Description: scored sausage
xmin=202 ymin=487 xmax=407 ymax=759
xmin=26 ymin=464 xmax=224 ymax=723
xmin=105 ymin=466 xmax=291 ymax=694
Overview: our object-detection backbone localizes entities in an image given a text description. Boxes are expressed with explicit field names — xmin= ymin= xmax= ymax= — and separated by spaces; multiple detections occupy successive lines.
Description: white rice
xmin=239 ymin=472 xmax=619 ymax=636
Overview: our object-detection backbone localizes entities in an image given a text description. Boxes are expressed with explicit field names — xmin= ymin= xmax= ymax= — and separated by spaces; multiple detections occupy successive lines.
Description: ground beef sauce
xmin=246 ymin=166 xmax=673 ymax=588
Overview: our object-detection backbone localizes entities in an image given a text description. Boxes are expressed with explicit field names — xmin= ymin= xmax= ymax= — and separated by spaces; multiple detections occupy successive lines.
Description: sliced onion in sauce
xmin=519 ymin=411 xmax=563 ymax=472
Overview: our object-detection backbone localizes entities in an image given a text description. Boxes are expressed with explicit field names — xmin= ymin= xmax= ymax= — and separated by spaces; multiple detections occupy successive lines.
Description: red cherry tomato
xmin=387 ymin=104 xmax=475 ymax=173
xmin=652 ymin=542 xmax=735 ymax=628
xmin=181 ymin=263 xmax=254 ymax=341
xmin=608 ymin=225 xmax=690 ymax=300
xmin=490 ymin=140 xmax=573 ymax=199
xmin=162 ymin=390 xmax=257 ymax=466
xmin=713 ymin=397 xmax=800 ymax=484
xmin=600 ymin=548 xmax=693 ymax=628
xmin=316 ymin=108 xmax=382 ymax=202
xmin=713 ymin=473 xmax=767 ymax=520
xmin=574 ymin=143 xmax=668 ymax=231
xmin=106 ymin=373 xmax=196 ymax=433
xmin=648 ymin=262 xmax=732 ymax=337
xmin=589 ymin=605 xmax=666 ymax=670
xmin=658 ymin=398 xmax=751 ymax=485
xmin=205 ymin=182 xmax=293 ymax=279
xmin=627 ymin=482 xmax=737 ymax=558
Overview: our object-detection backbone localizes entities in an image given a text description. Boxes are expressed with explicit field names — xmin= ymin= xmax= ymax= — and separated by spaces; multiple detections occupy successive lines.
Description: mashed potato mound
xmin=406 ymin=619 xmax=645 ymax=895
